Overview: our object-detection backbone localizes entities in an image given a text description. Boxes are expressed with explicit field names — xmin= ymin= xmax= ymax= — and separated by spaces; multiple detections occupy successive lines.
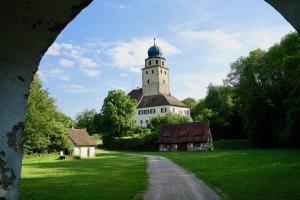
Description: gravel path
xmin=143 ymin=155 xmax=219 ymax=200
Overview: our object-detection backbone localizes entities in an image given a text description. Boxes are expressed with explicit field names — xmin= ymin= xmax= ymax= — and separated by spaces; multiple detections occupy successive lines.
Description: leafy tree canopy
xmin=23 ymin=75 xmax=69 ymax=154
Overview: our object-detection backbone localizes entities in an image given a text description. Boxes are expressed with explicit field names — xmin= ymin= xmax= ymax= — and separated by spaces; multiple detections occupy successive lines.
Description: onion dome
xmin=147 ymin=38 xmax=163 ymax=58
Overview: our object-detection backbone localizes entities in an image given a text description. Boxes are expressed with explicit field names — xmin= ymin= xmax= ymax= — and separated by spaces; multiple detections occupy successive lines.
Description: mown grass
xmin=153 ymin=140 xmax=300 ymax=200
xmin=21 ymin=152 xmax=147 ymax=200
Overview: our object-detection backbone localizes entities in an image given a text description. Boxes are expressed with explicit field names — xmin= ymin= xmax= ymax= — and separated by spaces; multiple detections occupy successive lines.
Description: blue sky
xmin=38 ymin=0 xmax=295 ymax=118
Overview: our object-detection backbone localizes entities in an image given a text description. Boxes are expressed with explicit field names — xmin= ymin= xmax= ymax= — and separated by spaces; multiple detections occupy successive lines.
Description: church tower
xmin=142 ymin=39 xmax=170 ymax=96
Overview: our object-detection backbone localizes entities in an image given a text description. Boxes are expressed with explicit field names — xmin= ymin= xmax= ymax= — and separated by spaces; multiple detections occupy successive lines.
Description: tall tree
xmin=100 ymin=90 xmax=136 ymax=138
xmin=227 ymin=32 xmax=300 ymax=147
xmin=23 ymin=75 xmax=68 ymax=154
xmin=75 ymin=109 xmax=97 ymax=135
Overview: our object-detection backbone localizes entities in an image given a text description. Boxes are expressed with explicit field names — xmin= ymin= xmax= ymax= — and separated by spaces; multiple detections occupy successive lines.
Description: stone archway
xmin=0 ymin=0 xmax=299 ymax=199
xmin=0 ymin=1 xmax=91 ymax=199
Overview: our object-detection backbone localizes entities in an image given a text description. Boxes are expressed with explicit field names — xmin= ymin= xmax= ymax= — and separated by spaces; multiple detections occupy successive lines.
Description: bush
xmin=103 ymin=129 xmax=159 ymax=151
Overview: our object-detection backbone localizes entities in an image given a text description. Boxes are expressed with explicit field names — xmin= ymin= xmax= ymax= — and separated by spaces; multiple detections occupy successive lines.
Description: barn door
xmin=178 ymin=143 xmax=187 ymax=151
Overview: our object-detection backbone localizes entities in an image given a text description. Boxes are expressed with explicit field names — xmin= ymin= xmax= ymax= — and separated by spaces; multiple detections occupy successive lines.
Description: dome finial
xmin=154 ymin=38 xmax=156 ymax=46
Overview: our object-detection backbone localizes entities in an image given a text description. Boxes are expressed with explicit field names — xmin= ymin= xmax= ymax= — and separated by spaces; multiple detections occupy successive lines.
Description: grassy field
xmin=153 ymin=140 xmax=300 ymax=200
xmin=21 ymin=151 xmax=147 ymax=200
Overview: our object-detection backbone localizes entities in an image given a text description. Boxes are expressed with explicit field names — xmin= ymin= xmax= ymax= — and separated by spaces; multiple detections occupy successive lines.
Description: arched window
xmin=149 ymin=60 xmax=151 ymax=66
xmin=162 ymin=61 xmax=164 ymax=66
xmin=147 ymin=79 xmax=150 ymax=84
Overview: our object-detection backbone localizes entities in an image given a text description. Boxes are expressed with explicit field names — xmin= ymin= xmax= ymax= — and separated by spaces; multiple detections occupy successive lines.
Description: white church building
xmin=128 ymin=39 xmax=192 ymax=127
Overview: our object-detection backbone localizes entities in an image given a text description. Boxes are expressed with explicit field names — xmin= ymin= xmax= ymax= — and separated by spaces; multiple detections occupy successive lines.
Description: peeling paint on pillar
xmin=0 ymin=1 xmax=92 ymax=199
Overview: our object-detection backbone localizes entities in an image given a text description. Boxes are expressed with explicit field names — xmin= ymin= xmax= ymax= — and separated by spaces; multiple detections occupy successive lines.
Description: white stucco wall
xmin=135 ymin=105 xmax=192 ymax=127
xmin=73 ymin=146 xmax=95 ymax=157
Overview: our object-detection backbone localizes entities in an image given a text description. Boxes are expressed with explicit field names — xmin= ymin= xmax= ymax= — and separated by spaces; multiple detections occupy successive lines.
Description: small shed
xmin=67 ymin=128 xmax=96 ymax=157
xmin=157 ymin=122 xmax=214 ymax=151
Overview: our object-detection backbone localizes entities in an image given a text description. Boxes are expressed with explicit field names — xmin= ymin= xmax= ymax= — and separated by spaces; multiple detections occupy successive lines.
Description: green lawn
xmin=153 ymin=140 xmax=300 ymax=200
xmin=21 ymin=152 xmax=147 ymax=200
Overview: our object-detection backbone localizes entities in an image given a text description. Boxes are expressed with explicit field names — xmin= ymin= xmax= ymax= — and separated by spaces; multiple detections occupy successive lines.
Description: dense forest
xmin=184 ymin=32 xmax=300 ymax=147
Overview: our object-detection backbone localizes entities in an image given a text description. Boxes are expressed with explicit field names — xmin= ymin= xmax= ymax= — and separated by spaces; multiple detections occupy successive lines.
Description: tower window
xmin=156 ymin=60 xmax=158 ymax=64
xmin=162 ymin=61 xmax=164 ymax=66
xmin=163 ymin=80 xmax=165 ymax=83
xmin=152 ymin=69 xmax=154 ymax=74
xmin=161 ymin=69 xmax=162 ymax=73
xmin=149 ymin=60 xmax=151 ymax=66
xmin=146 ymin=70 xmax=148 ymax=74
xmin=147 ymin=79 xmax=150 ymax=84
xmin=165 ymin=71 xmax=167 ymax=75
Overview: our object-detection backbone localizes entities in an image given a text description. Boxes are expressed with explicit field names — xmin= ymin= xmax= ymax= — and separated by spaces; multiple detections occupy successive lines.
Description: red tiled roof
xmin=137 ymin=94 xmax=188 ymax=108
xmin=157 ymin=122 xmax=212 ymax=144
xmin=68 ymin=128 xmax=96 ymax=146
xmin=128 ymin=88 xmax=143 ymax=102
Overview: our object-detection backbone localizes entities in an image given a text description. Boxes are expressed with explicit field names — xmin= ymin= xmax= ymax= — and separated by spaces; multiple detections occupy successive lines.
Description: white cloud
xmin=79 ymin=57 xmax=98 ymax=68
xmin=49 ymin=68 xmax=63 ymax=76
xmin=59 ymin=75 xmax=70 ymax=81
xmin=172 ymin=70 xmax=227 ymax=99
xmin=58 ymin=58 xmax=74 ymax=67
xmin=108 ymin=37 xmax=181 ymax=72
xmin=47 ymin=43 xmax=61 ymax=56
xmin=61 ymin=84 xmax=100 ymax=93
xmin=173 ymin=25 xmax=294 ymax=67
xmin=80 ymin=67 xmax=102 ymax=77
xmin=119 ymin=73 xmax=128 ymax=78
xmin=105 ymin=79 xmax=126 ymax=91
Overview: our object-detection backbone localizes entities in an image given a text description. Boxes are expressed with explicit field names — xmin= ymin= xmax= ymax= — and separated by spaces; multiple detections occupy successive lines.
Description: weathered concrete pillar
xmin=0 ymin=1 xmax=92 ymax=199
xmin=265 ymin=0 xmax=300 ymax=33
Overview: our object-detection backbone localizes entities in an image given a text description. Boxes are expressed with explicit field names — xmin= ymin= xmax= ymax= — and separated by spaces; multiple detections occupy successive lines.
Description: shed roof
xmin=157 ymin=122 xmax=212 ymax=144
xmin=68 ymin=128 xmax=96 ymax=146
xmin=137 ymin=94 xmax=187 ymax=108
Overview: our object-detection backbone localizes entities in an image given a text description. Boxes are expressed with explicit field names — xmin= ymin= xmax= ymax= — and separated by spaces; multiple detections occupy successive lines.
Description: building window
xmin=160 ymin=69 xmax=162 ymax=73
xmin=152 ymin=69 xmax=154 ymax=74
xmin=140 ymin=120 xmax=143 ymax=125
xmin=187 ymin=111 xmax=189 ymax=115
xmin=161 ymin=108 xmax=167 ymax=113
xmin=144 ymin=109 xmax=149 ymax=114
xmin=156 ymin=60 xmax=158 ymax=64
xmin=146 ymin=70 xmax=148 ymax=74
xmin=149 ymin=60 xmax=151 ymax=66
xmin=165 ymin=71 xmax=167 ymax=75
xmin=150 ymin=109 xmax=156 ymax=114
xmin=163 ymin=80 xmax=165 ymax=83
xmin=147 ymin=79 xmax=150 ymax=84
xmin=146 ymin=120 xmax=148 ymax=124
xmin=138 ymin=110 xmax=143 ymax=115
xmin=172 ymin=108 xmax=175 ymax=112
xmin=162 ymin=61 xmax=164 ymax=66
